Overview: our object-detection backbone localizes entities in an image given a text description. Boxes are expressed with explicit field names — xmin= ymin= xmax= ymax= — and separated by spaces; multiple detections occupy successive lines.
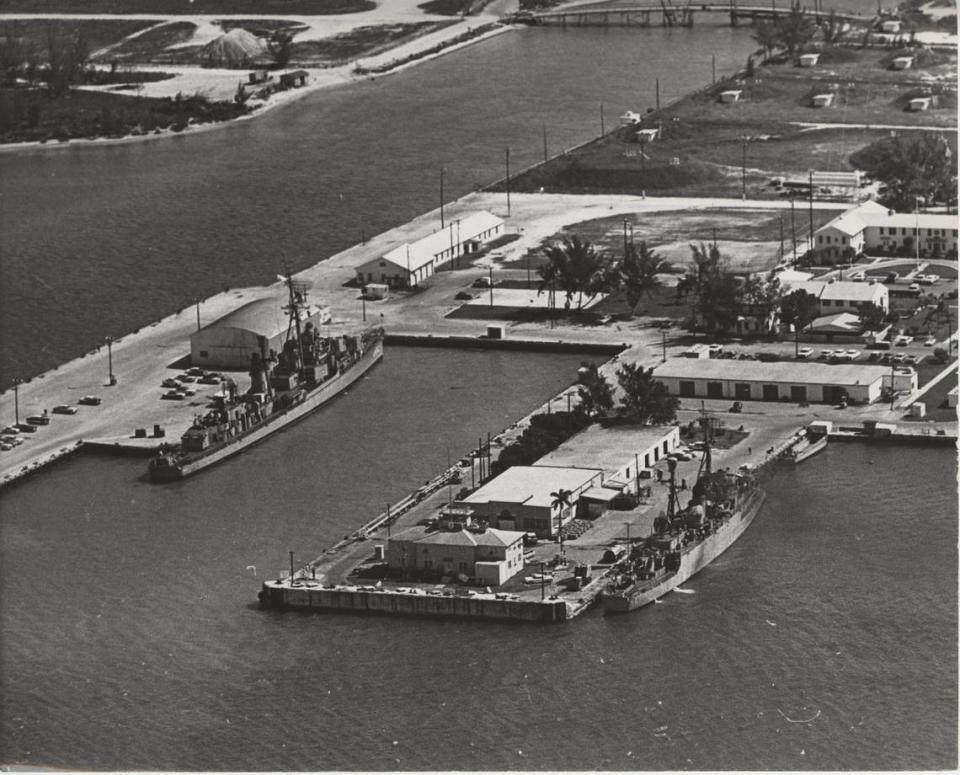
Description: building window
xmin=199 ymin=350 xmax=208 ymax=358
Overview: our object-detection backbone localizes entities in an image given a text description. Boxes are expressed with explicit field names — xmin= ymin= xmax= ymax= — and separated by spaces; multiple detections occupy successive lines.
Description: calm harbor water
xmin=0 ymin=16 xmax=956 ymax=771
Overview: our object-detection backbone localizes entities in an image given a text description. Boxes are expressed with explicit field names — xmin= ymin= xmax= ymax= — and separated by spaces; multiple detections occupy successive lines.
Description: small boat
xmin=781 ymin=430 xmax=828 ymax=464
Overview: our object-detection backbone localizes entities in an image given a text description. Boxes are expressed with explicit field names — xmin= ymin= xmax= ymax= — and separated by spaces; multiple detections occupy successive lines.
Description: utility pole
xmin=489 ymin=266 xmax=494 ymax=307
xmin=712 ymin=53 xmax=716 ymax=86
xmin=289 ymin=550 xmax=295 ymax=583
xmin=542 ymin=124 xmax=548 ymax=162
xmin=195 ymin=297 xmax=201 ymax=331
xmin=361 ymin=293 xmax=366 ymax=322
xmin=808 ymin=170 xmax=815 ymax=254
xmin=791 ymin=196 xmax=798 ymax=263
xmin=661 ymin=328 xmax=667 ymax=362
xmin=505 ymin=147 xmax=511 ymax=217
xmin=600 ymin=103 xmax=605 ymax=136
xmin=779 ymin=213 xmax=784 ymax=262
xmin=105 ymin=335 xmax=116 ymax=386
xmin=741 ymin=136 xmax=747 ymax=199
xmin=440 ymin=167 xmax=445 ymax=229
xmin=655 ymin=77 xmax=661 ymax=111
xmin=13 ymin=377 xmax=21 ymax=426
xmin=623 ymin=219 xmax=629 ymax=255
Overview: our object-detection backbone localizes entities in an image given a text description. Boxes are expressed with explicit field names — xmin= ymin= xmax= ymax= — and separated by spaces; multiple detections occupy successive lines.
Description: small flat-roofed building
xmin=882 ymin=367 xmax=918 ymax=393
xmin=811 ymin=93 xmax=835 ymax=108
xmin=538 ymin=424 xmax=681 ymax=509
xmin=653 ymin=358 xmax=889 ymax=404
xmin=456 ymin=465 xmax=604 ymax=538
xmin=948 ymin=385 xmax=958 ymax=408
xmin=355 ymin=211 xmax=504 ymax=288
xmin=636 ymin=127 xmax=659 ymax=143
xmin=385 ymin=524 xmax=524 ymax=586
xmin=782 ymin=278 xmax=889 ymax=314
xmin=718 ymin=89 xmax=742 ymax=104
xmin=891 ymin=55 xmax=913 ymax=70
xmin=880 ymin=18 xmax=902 ymax=32
xmin=908 ymin=97 xmax=931 ymax=112
xmin=798 ymin=53 xmax=820 ymax=67
xmin=190 ymin=297 xmax=326 ymax=369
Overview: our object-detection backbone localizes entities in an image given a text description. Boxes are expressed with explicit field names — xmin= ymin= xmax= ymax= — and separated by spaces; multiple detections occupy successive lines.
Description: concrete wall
xmin=260 ymin=583 xmax=568 ymax=622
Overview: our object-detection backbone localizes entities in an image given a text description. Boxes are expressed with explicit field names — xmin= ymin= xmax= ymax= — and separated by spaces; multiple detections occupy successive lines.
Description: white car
xmin=850 ymin=271 xmax=866 ymax=281
xmin=797 ymin=347 xmax=814 ymax=359
xmin=708 ymin=344 xmax=724 ymax=354
xmin=908 ymin=283 xmax=921 ymax=291
xmin=918 ymin=274 xmax=939 ymax=285
xmin=895 ymin=335 xmax=914 ymax=346
xmin=924 ymin=336 xmax=937 ymax=346
xmin=845 ymin=349 xmax=861 ymax=360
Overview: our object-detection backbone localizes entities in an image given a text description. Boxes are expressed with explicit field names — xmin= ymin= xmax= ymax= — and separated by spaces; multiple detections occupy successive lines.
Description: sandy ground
xmin=4 ymin=189 xmax=948 ymax=486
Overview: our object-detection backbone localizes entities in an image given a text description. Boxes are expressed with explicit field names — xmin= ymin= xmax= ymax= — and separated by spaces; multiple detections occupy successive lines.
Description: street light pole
xmin=195 ymin=297 xmax=201 ymax=331
xmin=105 ymin=336 xmax=116 ymax=386
xmin=741 ymin=136 xmax=747 ymax=199
xmin=504 ymin=147 xmax=511 ymax=217
xmin=361 ymin=293 xmax=366 ymax=322
xmin=440 ymin=167 xmax=445 ymax=229
xmin=790 ymin=197 xmax=797 ymax=263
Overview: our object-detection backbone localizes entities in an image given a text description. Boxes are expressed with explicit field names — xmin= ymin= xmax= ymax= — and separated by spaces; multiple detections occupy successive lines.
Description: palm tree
xmin=538 ymin=235 xmax=608 ymax=311
xmin=619 ymin=241 xmax=668 ymax=316
xmin=550 ymin=488 xmax=573 ymax=554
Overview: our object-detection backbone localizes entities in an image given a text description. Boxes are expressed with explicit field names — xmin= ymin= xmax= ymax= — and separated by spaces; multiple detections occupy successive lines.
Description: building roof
xmin=390 ymin=525 xmax=523 ymax=548
xmin=379 ymin=211 xmax=504 ymax=274
xmin=868 ymin=213 xmax=958 ymax=230
xmin=653 ymin=358 xmax=889 ymax=387
xmin=199 ymin=297 xmax=323 ymax=339
xmin=818 ymin=200 xmax=889 ymax=236
xmin=809 ymin=312 xmax=862 ymax=333
xmin=539 ymin=424 xmax=676 ymax=472
xmin=461 ymin=465 xmax=602 ymax=509
xmin=783 ymin=279 xmax=887 ymax=303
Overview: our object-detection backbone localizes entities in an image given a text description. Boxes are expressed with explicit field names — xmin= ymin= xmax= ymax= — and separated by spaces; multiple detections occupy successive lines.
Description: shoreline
xmin=0 ymin=21 xmax=513 ymax=154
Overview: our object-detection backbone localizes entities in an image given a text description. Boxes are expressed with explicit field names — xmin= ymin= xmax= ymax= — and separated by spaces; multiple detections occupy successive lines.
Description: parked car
xmin=708 ymin=344 xmax=724 ymax=355
xmin=884 ymin=272 xmax=899 ymax=283
xmin=162 ymin=378 xmax=180 ymax=388
xmin=908 ymin=283 xmax=921 ymax=292
xmin=2 ymin=426 xmax=20 ymax=435
xmin=924 ymin=336 xmax=937 ymax=346
xmin=198 ymin=374 xmax=222 ymax=385
xmin=52 ymin=405 xmax=78 ymax=415
xmin=819 ymin=350 xmax=832 ymax=360
xmin=16 ymin=423 xmax=37 ymax=433
xmin=797 ymin=347 xmax=814 ymax=359
xmin=846 ymin=350 xmax=861 ymax=360
xmin=3 ymin=435 xmax=24 ymax=446
xmin=850 ymin=271 xmax=866 ymax=281
xmin=895 ymin=335 xmax=913 ymax=346
xmin=918 ymin=274 xmax=940 ymax=285
xmin=176 ymin=375 xmax=196 ymax=384
xmin=26 ymin=414 xmax=50 ymax=425
xmin=162 ymin=390 xmax=185 ymax=400
xmin=454 ymin=291 xmax=473 ymax=301
xmin=78 ymin=396 xmax=102 ymax=406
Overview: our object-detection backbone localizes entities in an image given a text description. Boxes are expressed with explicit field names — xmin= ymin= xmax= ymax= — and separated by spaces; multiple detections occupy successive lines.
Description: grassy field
xmin=500 ymin=45 xmax=958 ymax=199
xmin=0 ymin=87 xmax=249 ymax=144
xmin=0 ymin=18 xmax=159 ymax=55
xmin=1 ymin=0 xmax=374 ymax=13
xmin=290 ymin=22 xmax=453 ymax=65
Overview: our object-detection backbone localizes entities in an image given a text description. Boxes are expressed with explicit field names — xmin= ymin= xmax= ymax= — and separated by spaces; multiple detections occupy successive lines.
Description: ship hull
xmin=149 ymin=340 xmax=383 ymax=481
xmin=786 ymin=435 xmax=827 ymax=463
xmin=602 ymin=489 xmax=766 ymax=613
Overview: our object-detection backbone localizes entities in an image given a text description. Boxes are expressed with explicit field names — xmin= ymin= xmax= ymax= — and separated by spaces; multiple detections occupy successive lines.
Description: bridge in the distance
xmin=524 ymin=0 xmax=870 ymax=28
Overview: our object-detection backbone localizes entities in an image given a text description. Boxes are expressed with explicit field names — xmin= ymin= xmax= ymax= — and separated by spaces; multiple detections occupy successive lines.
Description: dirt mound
xmin=202 ymin=28 xmax=267 ymax=68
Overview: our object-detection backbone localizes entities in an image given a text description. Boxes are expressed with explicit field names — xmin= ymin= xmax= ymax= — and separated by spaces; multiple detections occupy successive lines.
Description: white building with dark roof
xmin=385 ymin=524 xmax=524 ymax=586
xmin=653 ymin=358 xmax=890 ymax=404
xmin=814 ymin=201 xmax=959 ymax=260
xmin=355 ymin=211 xmax=505 ymax=288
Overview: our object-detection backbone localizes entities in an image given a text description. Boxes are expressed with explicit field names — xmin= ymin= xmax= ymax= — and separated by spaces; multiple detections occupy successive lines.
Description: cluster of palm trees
xmin=536 ymin=234 xmax=669 ymax=316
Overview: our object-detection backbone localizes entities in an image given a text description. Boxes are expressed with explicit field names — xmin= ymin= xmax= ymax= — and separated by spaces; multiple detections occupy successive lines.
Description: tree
xmin=537 ymin=235 xmax=610 ymax=311
xmin=576 ymin=364 xmax=614 ymax=418
xmin=774 ymin=6 xmax=817 ymax=55
xmin=851 ymin=132 xmax=955 ymax=211
xmin=618 ymin=241 xmax=668 ymax=315
xmin=820 ymin=9 xmax=846 ymax=44
xmin=43 ymin=23 xmax=89 ymax=97
xmin=857 ymin=302 xmax=886 ymax=332
xmin=779 ymin=288 xmax=819 ymax=355
xmin=751 ymin=20 xmax=780 ymax=59
xmin=740 ymin=273 xmax=783 ymax=332
xmin=549 ymin=489 xmax=573 ymax=553
xmin=268 ymin=30 xmax=294 ymax=69
xmin=616 ymin=363 xmax=680 ymax=425
xmin=686 ymin=243 xmax=743 ymax=333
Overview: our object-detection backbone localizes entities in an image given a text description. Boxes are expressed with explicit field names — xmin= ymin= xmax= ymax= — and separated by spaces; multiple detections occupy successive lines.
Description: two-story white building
xmin=782 ymin=278 xmax=889 ymax=315
xmin=814 ymin=201 xmax=959 ymax=260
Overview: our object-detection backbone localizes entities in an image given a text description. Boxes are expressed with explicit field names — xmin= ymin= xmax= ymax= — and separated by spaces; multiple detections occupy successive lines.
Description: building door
xmin=679 ymin=380 xmax=696 ymax=397
xmin=823 ymin=385 xmax=845 ymax=404
xmin=707 ymin=382 xmax=723 ymax=398
xmin=762 ymin=384 xmax=779 ymax=401
xmin=735 ymin=383 xmax=751 ymax=400
xmin=790 ymin=385 xmax=807 ymax=403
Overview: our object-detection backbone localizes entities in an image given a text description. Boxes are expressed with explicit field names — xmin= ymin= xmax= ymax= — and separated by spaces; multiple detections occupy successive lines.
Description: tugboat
xmin=601 ymin=421 xmax=765 ymax=613
xmin=149 ymin=273 xmax=384 ymax=481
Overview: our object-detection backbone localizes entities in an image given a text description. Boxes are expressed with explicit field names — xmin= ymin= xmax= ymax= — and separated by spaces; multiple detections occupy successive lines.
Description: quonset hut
xmin=190 ymin=297 xmax=327 ymax=370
